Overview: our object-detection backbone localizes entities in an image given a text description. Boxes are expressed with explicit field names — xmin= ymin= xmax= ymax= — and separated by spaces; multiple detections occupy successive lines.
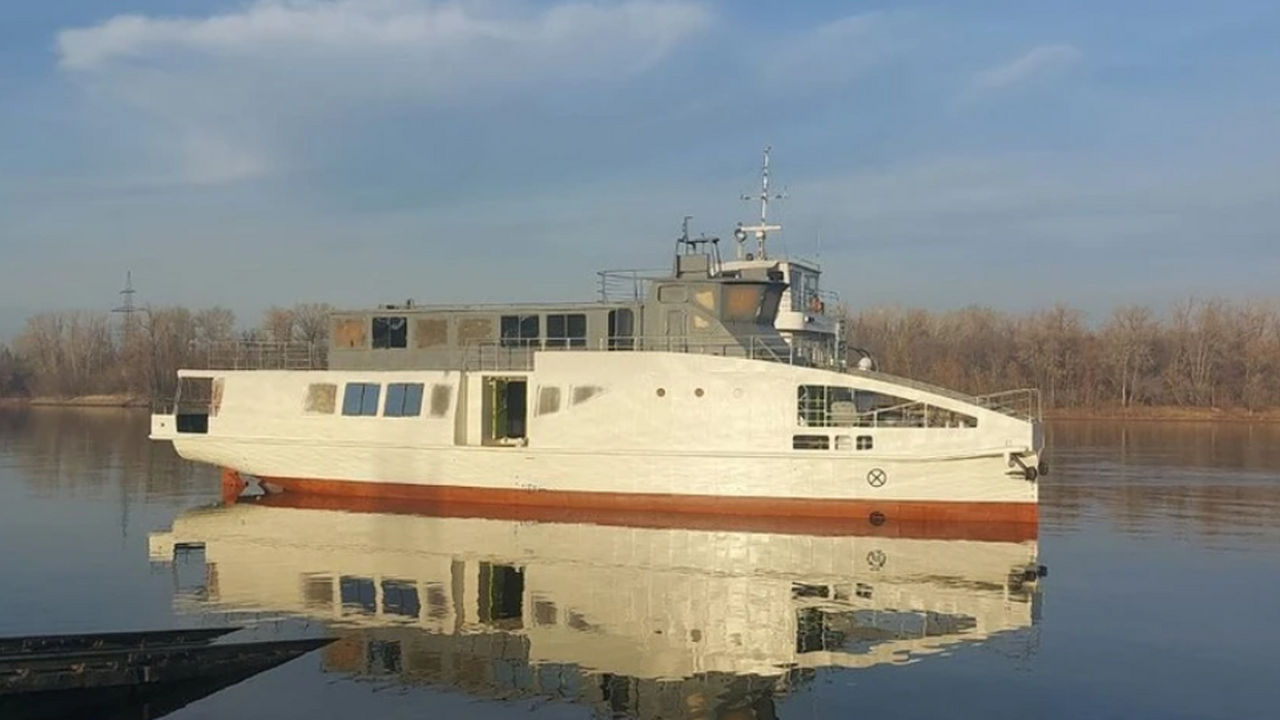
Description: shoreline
xmin=0 ymin=395 xmax=150 ymax=409
xmin=1044 ymin=407 xmax=1280 ymax=423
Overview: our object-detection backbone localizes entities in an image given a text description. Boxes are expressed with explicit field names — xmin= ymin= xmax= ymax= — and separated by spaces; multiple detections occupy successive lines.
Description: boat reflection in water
xmin=149 ymin=490 xmax=1045 ymax=718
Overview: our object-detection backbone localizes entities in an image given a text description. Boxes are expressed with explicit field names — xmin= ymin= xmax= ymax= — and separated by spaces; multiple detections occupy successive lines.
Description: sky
xmin=2 ymin=0 xmax=1279 ymax=340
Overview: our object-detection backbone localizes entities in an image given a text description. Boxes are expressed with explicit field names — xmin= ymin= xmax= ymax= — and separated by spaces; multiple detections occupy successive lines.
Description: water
xmin=2 ymin=409 xmax=1279 ymax=719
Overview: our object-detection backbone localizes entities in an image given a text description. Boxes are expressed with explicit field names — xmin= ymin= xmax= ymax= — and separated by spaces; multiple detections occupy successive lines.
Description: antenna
xmin=112 ymin=271 xmax=138 ymax=339
xmin=734 ymin=145 xmax=785 ymax=260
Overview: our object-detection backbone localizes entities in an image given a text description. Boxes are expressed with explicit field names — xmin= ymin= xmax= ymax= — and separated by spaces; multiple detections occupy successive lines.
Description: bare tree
xmin=260 ymin=306 xmax=296 ymax=343
xmin=1102 ymin=305 xmax=1156 ymax=407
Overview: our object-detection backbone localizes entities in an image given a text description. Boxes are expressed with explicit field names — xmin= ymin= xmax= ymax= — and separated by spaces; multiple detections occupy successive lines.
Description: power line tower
xmin=112 ymin=271 xmax=138 ymax=341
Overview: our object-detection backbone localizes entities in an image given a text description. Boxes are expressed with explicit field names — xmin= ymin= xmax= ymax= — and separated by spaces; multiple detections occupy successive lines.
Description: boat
xmin=0 ymin=626 xmax=332 ymax=720
xmin=149 ymin=149 xmax=1046 ymax=525
xmin=147 ymin=497 xmax=1044 ymax=717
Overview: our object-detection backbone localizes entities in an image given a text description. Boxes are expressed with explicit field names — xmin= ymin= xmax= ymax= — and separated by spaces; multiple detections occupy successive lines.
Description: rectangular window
xmin=342 ymin=382 xmax=381 ymax=416
xmin=856 ymin=435 xmax=873 ymax=450
xmin=607 ymin=308 xmax=635 ymax=350
xmin=372 ymin=316 xmax=408 ymax=349
xmin=545 ymin=313 xmax=587 ymax=348
xmin=429 ymin=384 xmax=452 ymax=417
xmin=381 ymin=579 xmax=421 ymax=618
xmin=793 ymin=434 xmax=830 ymax=450
xmin=384 ymin=383 xmax=424 ymax=417
xmin=797 ymin=385 xmax=976 ymax=428
xmin=500 ymin=315 xmax=540 ymax=347
xmin=340 ymin=576 xmax=376 ymax=614
xmin=304 ymin=383 xmax=337 ymax=414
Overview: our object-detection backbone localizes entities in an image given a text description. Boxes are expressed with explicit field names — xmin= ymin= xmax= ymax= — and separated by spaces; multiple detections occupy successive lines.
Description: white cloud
xmin=54 ymin=0 xmax=713 ymax=184
xmin=759 ymin=11 xmax=913 ymax=91
xmin=970 ymin=43 xmax=1081 ymax=93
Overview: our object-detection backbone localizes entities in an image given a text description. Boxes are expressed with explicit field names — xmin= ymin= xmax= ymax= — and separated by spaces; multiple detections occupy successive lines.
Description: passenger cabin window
xmin=342 ymin=382 xmax=381 ymax=416
xmin=372 ymin=316 xmax=408 ymax=349
xmin=304 ymin=383 xmax=337 ymax=414
xmin=429 ymin=384 xmax=452 ymax=417
xmin=797 ymin=385 xmax=977 ymax=428
xmin=500 ymin=315 xmax=540 ymax=348
xmin=546 ymin=314 xmax=587 ymax=348
xmin=793 ymin=434 xmax=830 ymax=450
xmin=384 ymin=382 xmax=424 ymax=417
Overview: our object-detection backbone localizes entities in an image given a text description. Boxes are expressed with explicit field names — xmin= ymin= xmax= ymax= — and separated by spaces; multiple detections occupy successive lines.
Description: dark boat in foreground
xmin=0 ymin=626 xmax=333 ymax=720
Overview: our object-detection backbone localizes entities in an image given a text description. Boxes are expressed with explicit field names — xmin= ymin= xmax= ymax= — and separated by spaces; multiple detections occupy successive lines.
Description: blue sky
xmin=2 ymin=0 xmax=1279 ymax=340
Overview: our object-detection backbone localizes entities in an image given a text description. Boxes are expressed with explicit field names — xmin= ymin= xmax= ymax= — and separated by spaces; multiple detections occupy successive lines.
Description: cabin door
xmin=664 ymin=309 xmax=685 ymax=351
xmin=482 ymin=376 xmax=528 ymax=445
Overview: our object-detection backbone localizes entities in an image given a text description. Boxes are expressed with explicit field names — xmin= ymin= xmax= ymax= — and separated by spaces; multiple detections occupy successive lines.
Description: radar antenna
xmin=734 ymin=146 xmax=785 ymax=261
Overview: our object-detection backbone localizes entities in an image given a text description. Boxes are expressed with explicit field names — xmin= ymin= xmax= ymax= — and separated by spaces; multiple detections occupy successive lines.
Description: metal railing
xmin=461 ymin=334 xmax=803 ymax=372
xmin=195 ymin=341 xmax=325 ymax=370
xmin=974 ymin=388 xmax=1042 ymax=422
xmin=597 ymin=268 xmax=666 ymax=302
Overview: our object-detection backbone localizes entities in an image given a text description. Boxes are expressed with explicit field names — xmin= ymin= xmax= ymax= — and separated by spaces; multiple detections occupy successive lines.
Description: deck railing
xmin=597 ymin=268 xmax=666 ymax=302
xmin=196 ymin=341 xmax=325 ymax=370
xmin=461 ymin=335 xmax=805 ymax=372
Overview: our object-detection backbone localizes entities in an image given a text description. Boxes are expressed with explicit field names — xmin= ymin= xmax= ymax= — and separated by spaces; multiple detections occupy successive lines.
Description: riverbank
xmin=0 ymin=394 xmax=149 ymax=409
xmin=1045 ymin=406 xmax=1280 ymax=423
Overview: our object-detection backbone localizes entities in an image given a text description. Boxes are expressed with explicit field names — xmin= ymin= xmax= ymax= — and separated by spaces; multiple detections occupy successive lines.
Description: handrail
xmin=596 ymin=268 xmax=666 ymax=302
xmin=191 ymin=341 xmax=325 ymax=370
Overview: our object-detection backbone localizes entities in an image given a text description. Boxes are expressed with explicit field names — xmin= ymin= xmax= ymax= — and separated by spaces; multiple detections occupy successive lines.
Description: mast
xmin=734 ymin=146 xmax=784 ymax=260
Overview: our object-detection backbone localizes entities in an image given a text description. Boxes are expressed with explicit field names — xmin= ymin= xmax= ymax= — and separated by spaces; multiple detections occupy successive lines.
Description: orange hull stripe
xmin=235 ymin=472 xmax=1038 ymax=542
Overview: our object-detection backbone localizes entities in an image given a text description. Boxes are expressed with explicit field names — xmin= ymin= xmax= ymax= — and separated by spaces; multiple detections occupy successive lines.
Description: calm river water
xmin=2 ymin=408 xmax=1279 ymax=719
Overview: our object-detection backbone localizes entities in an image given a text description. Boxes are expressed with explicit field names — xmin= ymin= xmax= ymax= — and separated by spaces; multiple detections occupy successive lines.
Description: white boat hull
xmin=152 ymin=352 xmax=1041 ymax=523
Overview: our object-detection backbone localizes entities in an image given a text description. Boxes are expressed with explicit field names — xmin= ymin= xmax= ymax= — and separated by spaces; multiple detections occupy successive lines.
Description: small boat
xmin=0 ymin=627 xmax=332 ymax=720
xmin=149 ymin=149 xmax=1046 ymax=525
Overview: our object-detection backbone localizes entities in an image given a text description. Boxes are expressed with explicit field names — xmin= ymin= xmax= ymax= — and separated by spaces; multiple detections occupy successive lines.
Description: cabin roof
xmin=332 ymin=300 xmax=638 ymax=316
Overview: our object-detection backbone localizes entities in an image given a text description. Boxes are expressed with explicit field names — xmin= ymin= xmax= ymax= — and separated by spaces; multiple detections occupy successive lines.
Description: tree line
xmin=0 ymin=303 xmax=331 ymax=401
xmin=1 ymin=297 xmax=1277 ymax=411
xmin=836 ymin=298 xmax=1280 ymax=411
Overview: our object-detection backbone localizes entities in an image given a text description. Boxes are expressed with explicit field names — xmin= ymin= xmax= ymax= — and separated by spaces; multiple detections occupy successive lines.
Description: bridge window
xmin=723 ymin=284 xmax=765 ymax=322
xmin=546 ymin=313 xmax=587 ymax=348
xmin=500 ymin=315 xmax=540 ymax=347
xmin=857 ymin=435 xmax=873 ymax=450
xmin=372 ymin=316 xmax=408 ymax=349
xmin=384 ymin=383 xmax=424 ymax=417
xmin=342 ymin=382 xmax=381 ymax=416
xmin=608 ymin=308 xmax=635 ymax=350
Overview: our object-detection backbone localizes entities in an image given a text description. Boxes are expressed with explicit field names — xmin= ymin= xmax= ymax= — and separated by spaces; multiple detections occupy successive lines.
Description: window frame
xmin=342 ymin=382 xmax=382 ymax=416
xmin=372 ymin=316 xmax=409 ymax=349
